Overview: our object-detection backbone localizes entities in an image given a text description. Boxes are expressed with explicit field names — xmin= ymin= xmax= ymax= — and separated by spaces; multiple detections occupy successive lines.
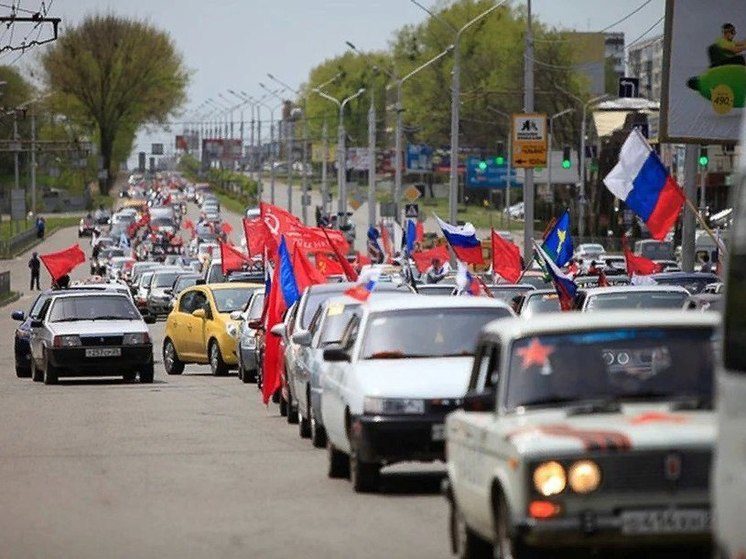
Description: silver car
xmin=236 ymin=289 xmax=265 ymax=383
xmin=147 ymin=267 xmax=189 ymax=317
xmin=28 ymin=291 xmax=154 ymax=384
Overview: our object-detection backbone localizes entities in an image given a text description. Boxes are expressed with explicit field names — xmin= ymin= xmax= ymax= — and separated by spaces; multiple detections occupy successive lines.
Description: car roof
xmin=360 ymin=294 xmax=513 ymax=313
xmin=481 ymin=310 xmax=719 ymax=341
xmin=305 ymin=281 xmax=410 ymax=294
xmin=579 ymin=285 xmax=690 ymax=295
xmin=47 ymin=290 xmax=131 ymax=301
xmin=205 ymin=282 xmax=263 ymax=290
xmin=650 ymin=272 xmax=719 ymax=279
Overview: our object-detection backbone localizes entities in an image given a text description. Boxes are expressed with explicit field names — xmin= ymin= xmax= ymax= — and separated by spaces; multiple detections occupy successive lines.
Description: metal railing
xmin=0 ymin=270 xmax=10 ymax=298
xmin=0 ymin=227 xmax=38 ymax=259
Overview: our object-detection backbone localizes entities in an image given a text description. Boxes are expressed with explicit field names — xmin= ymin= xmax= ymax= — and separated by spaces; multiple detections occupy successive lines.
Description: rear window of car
xmin=211 ymin=288 xmax=256 ymax=313
xmin=586 ymin=291 xmax=689 ymax=312
xmin=48 ymin=295 xmax=140 ymax=322
xmin=153 ymin=272 xmax=181 ymax=288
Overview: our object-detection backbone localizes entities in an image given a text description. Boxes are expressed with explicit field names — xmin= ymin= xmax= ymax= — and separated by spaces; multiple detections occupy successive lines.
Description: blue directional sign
xmin=466 ymin=156 xmax=520 ymax=188
xmin=406 ymin=144 xmax=433 ymax=172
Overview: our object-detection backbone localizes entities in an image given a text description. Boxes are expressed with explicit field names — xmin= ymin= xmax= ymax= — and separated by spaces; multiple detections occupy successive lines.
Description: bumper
xmin=350 ymin=414 xmax=446 ymax=464
xmin=239 ymin=344 xmax=258 ymax=371
xmin=516 ymin=509 xmax=711 ymax=548
xmin=47 ymin=345 xmax=153 ymax=375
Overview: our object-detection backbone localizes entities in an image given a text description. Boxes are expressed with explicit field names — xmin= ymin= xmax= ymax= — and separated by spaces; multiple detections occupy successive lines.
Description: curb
xmin=0 ymin=291 xmax=21 ymax=308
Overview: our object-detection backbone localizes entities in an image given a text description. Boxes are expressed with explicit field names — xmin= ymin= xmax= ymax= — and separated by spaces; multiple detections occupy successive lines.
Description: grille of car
xmin=80 ymin=336 xmax=124 ymax=347
xmin=596 ymin=450 xmax=711 ymax=493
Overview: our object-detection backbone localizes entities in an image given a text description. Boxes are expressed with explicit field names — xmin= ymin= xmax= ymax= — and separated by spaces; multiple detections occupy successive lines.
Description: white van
xmin=715 ymin=123 xmax=746 ymax=557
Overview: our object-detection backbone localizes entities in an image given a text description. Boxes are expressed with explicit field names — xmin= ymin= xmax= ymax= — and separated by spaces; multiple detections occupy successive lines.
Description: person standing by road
xmin=28 ymin=252 xmax=41 ymax=291
xmin=35 ymin=216 xmax=46 ymax=239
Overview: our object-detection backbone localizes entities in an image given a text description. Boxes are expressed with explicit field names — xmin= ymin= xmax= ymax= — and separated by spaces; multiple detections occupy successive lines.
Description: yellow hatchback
xmin=163 ymin=282 xmax=262 ymax=376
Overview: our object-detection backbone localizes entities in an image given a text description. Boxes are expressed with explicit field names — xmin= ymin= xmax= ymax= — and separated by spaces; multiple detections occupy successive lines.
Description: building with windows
xmin=564 ymin=32 xmax=626 ymax=96
xmin=626 ymin=34 xmax=664 ymax=101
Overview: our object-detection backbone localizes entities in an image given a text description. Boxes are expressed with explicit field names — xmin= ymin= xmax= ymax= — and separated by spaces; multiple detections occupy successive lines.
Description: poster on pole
xmin=511 ymin=114 xmax=547 ymax=168
xmin=405 ymin=144 xmax=433 ymax=172
xmin=661 ymin=0 xmax=746 ymax=143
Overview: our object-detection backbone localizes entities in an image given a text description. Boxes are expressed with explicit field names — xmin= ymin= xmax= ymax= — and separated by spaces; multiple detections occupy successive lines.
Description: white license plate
xmin=432 ymin=424 xmax=446 ymax=441
xmin=85 ymin=348 xmax=121 ymax=358
xmin=621 ymin=509 xmax=710 ymax=534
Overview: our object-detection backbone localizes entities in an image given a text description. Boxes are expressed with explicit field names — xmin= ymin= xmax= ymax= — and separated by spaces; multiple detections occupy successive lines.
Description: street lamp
xmin=312 ymin=87 xmax=366 ymax=228
xmin=260 ymin=82 xmax=296 ymax=214
xmin=547 ymin=108 xmax=575 ymax=193
xmin=410 ymin=0 xmax=509 ymax=225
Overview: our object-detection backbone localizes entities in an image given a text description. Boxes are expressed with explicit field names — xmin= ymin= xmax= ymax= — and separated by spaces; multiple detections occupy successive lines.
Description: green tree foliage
xmin=300 ymin=0 xmax=590 ymax=152
xmin=41 ymin=15 xmax=189 ymax=193
xmin=0 ymin=65 xmax=34 ymax=179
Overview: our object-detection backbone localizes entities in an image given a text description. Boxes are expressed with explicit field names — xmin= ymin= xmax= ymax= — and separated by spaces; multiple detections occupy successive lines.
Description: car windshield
xmin=654 ymin=276 xmax=717 ymax=294
xmin=504 ymin=327 xmax=714 ymax=411
xmin=582 ymin=244 xmax=605 ymax=254
xmin=586 ymin=291 xmax=689 ymax=311
xmin=319 ymin=303 xmax=361 ymax=346
xmin=246 ymin=292 xmax=265 ymax=319
xmin=141 ymin=272 xmax=154 ymax=287
xmin=361 ymin=307 xmax=512 ymax=359
xmin=212 ymin=288 xmax=256 ymax=313
xmin=174 ymin=276 xmax=199 ymax=293
xmin=523 ymin=293 xmax=561 ymax=317
xmin=48 ymin=295 xmax=140 ymax=322
xmin=153 ymin=272 xmax=181 ymax=288
xmin=301 ymin=291 xmax=341 ymax=329
xmin=419 ymin=286 xmax=455 ymax=296
xmin=207 ymin=264 xmax=225 ymax=283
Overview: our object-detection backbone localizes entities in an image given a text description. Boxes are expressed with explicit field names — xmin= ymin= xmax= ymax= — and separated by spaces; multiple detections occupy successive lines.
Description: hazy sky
xmin=6 ymin=0 xmax=666 ymax=161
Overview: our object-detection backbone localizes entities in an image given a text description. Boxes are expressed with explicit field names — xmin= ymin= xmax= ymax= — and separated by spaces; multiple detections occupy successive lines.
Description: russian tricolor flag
xmin=534 ymin=241 xmax=577 ymax=311
xmin=435 ymin=215 xmax=484 ymax=265
xmin=603 ymin=129 xmax=685 ymax=240
xmin=344 ymin=268 xmax=381 ymax=302
xmin=456 ymin=261 xmax=484 ymax=296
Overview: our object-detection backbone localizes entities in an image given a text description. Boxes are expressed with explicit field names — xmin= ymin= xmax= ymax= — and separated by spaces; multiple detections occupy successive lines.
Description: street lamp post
xmin=411 ymin=0 xmax=508 ymax=225
xmin=260 ymin=83 xmax=294 ymax=214
xmin=313 ymin=87 xmax=366 ymax=228
xmin=547 ymin=108 xmax=575 ymax=192
xmin=485 ymin=106 xmax=514 ymax=228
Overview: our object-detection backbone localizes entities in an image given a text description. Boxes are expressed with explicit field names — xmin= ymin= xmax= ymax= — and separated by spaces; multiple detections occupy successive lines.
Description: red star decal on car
xmin=516 ymin=338 xmax=554 ymax=369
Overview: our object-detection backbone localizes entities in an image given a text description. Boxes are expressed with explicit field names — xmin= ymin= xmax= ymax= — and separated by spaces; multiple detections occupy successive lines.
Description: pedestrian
xmin=35 ymin=216 xmax=46 ymax=239
xmin=28 ymin=251 xmax=41 ymax=291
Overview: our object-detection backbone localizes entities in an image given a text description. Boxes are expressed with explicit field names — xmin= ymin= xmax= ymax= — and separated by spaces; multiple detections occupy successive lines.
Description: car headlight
xmin=226 ymin=323 xmax=238 ymax=338
xmin=533 ymin=461 xmax=566 ymax=496
xmin=53 ymin=335 xmax=81 ymax=348
xmin=123 ymin=332 xmax=150 ymax=345
xmin=363 ymin=397 xmax=425 ymax=415
xmin=568 ymin=460 xmax=601 ymax=494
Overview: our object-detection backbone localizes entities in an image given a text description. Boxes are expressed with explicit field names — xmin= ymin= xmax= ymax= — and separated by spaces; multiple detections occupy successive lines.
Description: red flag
xmin=219 ymin=242 xmax=251 ymax=275
xmin=412 ymin=245 xmax=450 ymax=273
xmin=491 ymin=229 xmax=522 ymax=283
xmin=40 ymin=244 xmax=86 ymax=282
xmin=242 ymin=217 xmax=270 ymax=257
xmin=182 ymin=218 xmax=195 ymax=231
xmin=261 ymin=202 xmax=302 ymax=240
xmin=292 ymin=245 xmax=326 ymax=291
xmin=380 ymin=222 xmax=393 ymax=262
xmin=415 ymin=221 xmax=424 ymax=243
xmin=623 ymin=238 xmax=662 ymax=276
xmin=321 ymin=226 xmax=358 ymax=281
xmin=262 ymin=263 xmax=285 ymax=404
xmin=314 ymin=252 xmax=345 ymax=277
xmin=220 ymin=222 xmax=233 ymax=235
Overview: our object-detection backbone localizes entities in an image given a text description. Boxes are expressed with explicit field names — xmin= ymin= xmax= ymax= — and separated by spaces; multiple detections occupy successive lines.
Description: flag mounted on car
xmin=534 ymin=241 xmax=577 ymax=311
xmin=603 ymin=129 xmax=685 ymax=240
xmin=541 ymin=210 xmax=574 ymax=267
xmin=434 ymin=215 xmax=484 ymax=265
xmin=40 ymin=244 xmax=86 ymax=282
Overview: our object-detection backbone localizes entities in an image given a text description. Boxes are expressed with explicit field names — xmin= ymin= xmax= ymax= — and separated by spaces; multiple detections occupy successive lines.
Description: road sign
xmin=404 ymin=203 xmax=419 ymax=218
xmin=465 ymin=157 xmax=520 ymax=188
xmin=406 ymin=144 xmax=433 ymax=172
xmin=512 ymin=113 xmax=547 ymax=168
xmin=403 ymin=185 xmax=421 ymax=202
xmin=380 ymin=202 xmax=397 ymax=217
xmin=618 ymin=77 xmax=640 ymax=98
xmin=348 ymin=193 xmax=363 ymax=211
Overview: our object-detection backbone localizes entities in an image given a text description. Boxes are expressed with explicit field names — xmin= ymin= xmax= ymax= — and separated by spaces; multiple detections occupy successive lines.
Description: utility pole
xmin=523 ymin=0 xmax=535 ymax=262
xmin=287 ymin=118 xmax=294 ymax=214
xmin=13 ymin=109 xmax=20 ymax=229
xmin=321 ymin=119 xmax=329 ymax=216
xmin=368 ymin=90 xmax=376 ymax=229
xmin=681 ymin=144 xmax=698 ymax=272
xmin=30 ymin=107 xmax=36 ymax=215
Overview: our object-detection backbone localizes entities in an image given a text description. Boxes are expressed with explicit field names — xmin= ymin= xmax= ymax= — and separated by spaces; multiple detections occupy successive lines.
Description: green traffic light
xmin=478 ymin=160 xmax=487 ymax=171
xmin=495 ymin=156 xmax=505 ymax=165
xmin=698 ymin=156 xmax=709 ymax=167
xmin=562 ymin=160 xmax=571 ymax=169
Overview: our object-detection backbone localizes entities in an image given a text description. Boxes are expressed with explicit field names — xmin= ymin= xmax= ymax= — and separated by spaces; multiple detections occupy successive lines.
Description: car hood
xmin=48 ymin=320 xmax=147 ymax=336
xmin=351 ymin=356 xmax=473 ymax=399
xmin=501 ymin=405 xmax=714 ymax=456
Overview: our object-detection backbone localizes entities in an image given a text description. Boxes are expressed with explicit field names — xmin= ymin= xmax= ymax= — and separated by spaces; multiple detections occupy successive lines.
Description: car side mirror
xmin=30 ymin=319 xmax=43 ymax=328
xmin=248 ymin=319 xmax=263 ymax=330
xmin=192 ymin=308 xmax=206 ymax=319
xmin=270 ymin=323 xmax=285 ymax=337
xmin=229 ymin=310 xmax=243 ymax=321
xmin=143 ymin=314 xmax=157 ymax=324
xmin=323 ymin=347 xmax=351 ymax=362
xmin=462 ymin=388 xmax=496 ymax=412
xmin=11 ymin=310 xmax=25 ymax=321
xmin=292 ymin=330 xmax=312 ymax=347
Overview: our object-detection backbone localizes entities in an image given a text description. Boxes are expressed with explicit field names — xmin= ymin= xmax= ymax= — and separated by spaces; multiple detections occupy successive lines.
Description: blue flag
xmin=542 ymin=210 xmax=574 ymax=268
xmin=278 ymin=236 xmax=300 ymax=307
xmin=406 ymin=219 xmax=416 ymax=254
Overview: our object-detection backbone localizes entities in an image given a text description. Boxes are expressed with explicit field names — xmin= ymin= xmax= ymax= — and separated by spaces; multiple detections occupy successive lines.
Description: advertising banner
xmin=662 ymin=0 xmax=746 ymax=142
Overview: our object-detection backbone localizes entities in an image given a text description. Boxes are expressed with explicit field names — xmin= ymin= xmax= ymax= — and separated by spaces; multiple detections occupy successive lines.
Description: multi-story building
xmin=564 ymin=31 xmax=626 ymax=96
xmin=626 ymin=34 xmax=664 ymax=101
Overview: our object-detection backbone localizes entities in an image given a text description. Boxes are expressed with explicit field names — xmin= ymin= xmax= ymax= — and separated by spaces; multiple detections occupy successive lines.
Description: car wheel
xmin=163 ymin=338 xmax=184 ymax=375
xmin=287 ymin=392 xmax=298 ymax=424
xmin=31 ymin=359 xmax=43 ymax=382
xmin=139 ymin=364 xmax=154 ymax=383
xmin=15 ymin=365 xmax=31 ymax=379
xmin=327 ymin=443 xmax=350 ymax=479
xmin=349 ymin=445 xmax=380 ymax=493
xmin=246 ymin=368 xmax=257 ymax=383
xmin=298 ymin=403 xmax=311 ymax=439
xmin=209 ymin=341 xmax=229 ymax=376
xmin=453 ymin=497 xmax=493 ymax=559
xmin=494 ymin=493 xmax=532 ymax=559
xmin=122 ymin=372 xmax=137 ymax=383
xmin=279 ymin=393 xmax=288 ymax=416
xmin=237 ymin=356 xmax=244 ymax=381
xmin=43 ymin=359 xmax=59 ymax=385
xmin=310 ymin=407 xmax=327 ymax=448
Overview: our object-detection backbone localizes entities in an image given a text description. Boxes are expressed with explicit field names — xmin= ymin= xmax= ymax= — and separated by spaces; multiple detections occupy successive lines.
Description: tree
xmin=0 ymin=65 xmax=34 ymax=179
xmin=41 ymin=15 xmax=189 ymax=193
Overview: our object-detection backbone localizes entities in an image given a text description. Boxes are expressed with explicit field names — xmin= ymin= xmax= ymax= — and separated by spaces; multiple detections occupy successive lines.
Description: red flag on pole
xmin=40 ymin=244 xmax=86 ymax=282
xmin=219 ymin=242 xmax=251 ymax=275
xmin=242 ymin=217 xmax=270 ymax=257
xmin=291 ymin=244 xmax=326 ymax=290
xmin=321 ymin=227 xmax=358 ymax=281
xmin=261 ymin=263 xmax=285 ymax=404
xmin=491 ymin=229 xmax=522 ymax=283
xmin=412 ymin=244 xmax=450 ymax=273
xmin=623 ymin=238 xmax=662 ymax=276
xmin=220 ymin=222 xmax=233 ymax=235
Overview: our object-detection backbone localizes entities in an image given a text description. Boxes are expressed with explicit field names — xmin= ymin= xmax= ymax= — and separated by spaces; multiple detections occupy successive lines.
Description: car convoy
xmin=7 ymin=170 xmax=743 ymax=558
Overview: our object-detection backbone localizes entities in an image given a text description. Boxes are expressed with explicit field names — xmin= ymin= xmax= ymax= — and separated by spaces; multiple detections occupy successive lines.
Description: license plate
xmin=85 ymin=348 xmax=121 ymax=358
xmin=621 ymin=509 xmax=710 ymax=534
xmin=432 ymin=424 xmax=446 ymax=441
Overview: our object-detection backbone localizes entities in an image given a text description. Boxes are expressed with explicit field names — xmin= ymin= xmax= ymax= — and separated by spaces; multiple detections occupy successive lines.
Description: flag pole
xmin=683 ymin=196 xmax=727 ymax=255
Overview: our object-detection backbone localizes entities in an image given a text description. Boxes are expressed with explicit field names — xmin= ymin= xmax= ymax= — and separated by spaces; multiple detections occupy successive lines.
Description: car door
xmin=169 ymin=290 xmax=195 ymax=359
xmin=29 ymin=298 xmax=52 ymax=366
xmin=189 ymin=290 xmax=210 ymax=359
xmin=294 ymin=306 xmax=323 ymax=416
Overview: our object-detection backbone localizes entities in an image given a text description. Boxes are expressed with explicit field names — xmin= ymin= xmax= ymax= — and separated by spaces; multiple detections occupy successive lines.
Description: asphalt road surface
xmin=0 ymin=197 xmax=449 ymax=558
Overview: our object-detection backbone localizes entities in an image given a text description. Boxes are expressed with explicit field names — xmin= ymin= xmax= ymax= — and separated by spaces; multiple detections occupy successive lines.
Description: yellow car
xmin=163 ymin=282 xmax=262 ymax=376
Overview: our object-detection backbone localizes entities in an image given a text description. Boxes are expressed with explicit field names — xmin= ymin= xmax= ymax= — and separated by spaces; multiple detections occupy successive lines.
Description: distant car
xmin=511 ymin=289 xmax=561 ymax=317
xmin=28 ymin=291 xmax=154 ymax=384
xmin=147 ymin=267 xmax=189 ymax=317
xmin=236 ymin=289 xmax=265 ymax=383
xmin=649 ymin=272 xmax=721 ymax=295
xmin=574 ymin=243 xmax=606 ymax=261
xmin=575 ymin=285 xmax=691 ymax=312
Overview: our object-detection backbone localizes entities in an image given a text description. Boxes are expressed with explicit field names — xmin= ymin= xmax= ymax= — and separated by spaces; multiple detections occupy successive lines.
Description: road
xmin=0 ymin=196 xmax=450 ymax=558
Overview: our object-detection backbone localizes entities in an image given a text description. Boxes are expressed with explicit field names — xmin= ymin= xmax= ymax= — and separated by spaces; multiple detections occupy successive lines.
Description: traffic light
xmin=495 ymin=141 xmax=506 ymax=166
xmin=562 ymin=146 xmax=571 ymax=169
xmin=698 ymin=146 xmax=709 ymax=168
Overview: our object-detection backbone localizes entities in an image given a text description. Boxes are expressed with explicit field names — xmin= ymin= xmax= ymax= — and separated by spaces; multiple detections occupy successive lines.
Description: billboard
xmin=661 ymin=0 xmax=746 ymax=142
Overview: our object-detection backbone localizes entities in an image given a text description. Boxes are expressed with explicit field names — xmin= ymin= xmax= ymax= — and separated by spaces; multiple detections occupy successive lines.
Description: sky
xmin=5 ymin=0 xmax=666 ymax=164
